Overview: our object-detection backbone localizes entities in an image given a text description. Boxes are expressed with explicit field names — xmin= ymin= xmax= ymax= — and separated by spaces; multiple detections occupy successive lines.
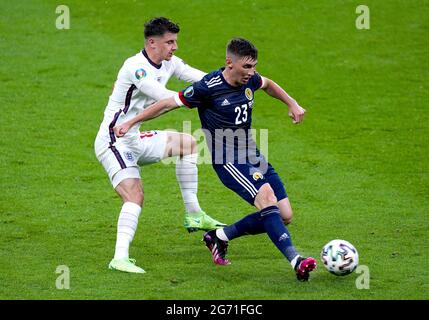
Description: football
xmin=321 ymin=239 xmax=359 ymax=276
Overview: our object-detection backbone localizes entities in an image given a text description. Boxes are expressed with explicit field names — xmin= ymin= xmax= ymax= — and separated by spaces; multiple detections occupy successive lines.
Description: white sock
xmin=113 ymin=202 xmax=141 ymax=260
xmin=290 ymin=254 xmax=301 ymax=269
xmin=176 ymin=153 xmax=202 ymax=214
xmin=216 ymin=228 xmax=229 ymax=241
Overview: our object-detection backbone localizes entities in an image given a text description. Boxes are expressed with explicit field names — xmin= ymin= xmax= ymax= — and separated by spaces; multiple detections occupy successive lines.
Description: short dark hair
xmin=226 ymin=38 xmax=258 ymax=60
xmin=144 ymin=17 xmax=180 ymax=39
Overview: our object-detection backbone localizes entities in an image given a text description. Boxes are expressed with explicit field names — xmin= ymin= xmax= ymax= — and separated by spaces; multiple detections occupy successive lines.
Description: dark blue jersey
xmin=179 ymin=68 xmax=264 ymax=165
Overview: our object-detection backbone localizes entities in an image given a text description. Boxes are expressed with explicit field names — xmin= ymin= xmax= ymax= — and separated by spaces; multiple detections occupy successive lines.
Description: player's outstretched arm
xmin=172 ymin=56 xmax=206 ymax=83
xmin=260 ymin=76 xmax=306 ymax=124
xmin=113 ymin=97 xmax=179 ymax=137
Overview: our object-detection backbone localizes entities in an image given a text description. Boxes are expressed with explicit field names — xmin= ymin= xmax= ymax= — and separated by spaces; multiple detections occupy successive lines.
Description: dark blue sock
xmin=223 ymin=212 xmax=265 ymax=240
xmin=259 ymin=206 xmax=298 ymax=262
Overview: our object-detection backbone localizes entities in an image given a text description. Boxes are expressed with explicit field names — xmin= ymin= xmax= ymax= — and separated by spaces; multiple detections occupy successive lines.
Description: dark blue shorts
xmin=213 ymin=161 xmax=288 ymax=206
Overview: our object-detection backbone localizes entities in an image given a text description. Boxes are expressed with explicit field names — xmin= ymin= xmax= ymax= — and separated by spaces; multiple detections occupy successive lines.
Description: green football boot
xmin=184 ymin=210 xmax=227 ymax=233
xmin=108 ymin=258 xmax=146 ymax=274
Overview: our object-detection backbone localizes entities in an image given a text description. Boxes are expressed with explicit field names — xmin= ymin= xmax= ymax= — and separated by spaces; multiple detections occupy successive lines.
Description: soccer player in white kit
xmin=94 ymin=17 xmax=225 ymax=273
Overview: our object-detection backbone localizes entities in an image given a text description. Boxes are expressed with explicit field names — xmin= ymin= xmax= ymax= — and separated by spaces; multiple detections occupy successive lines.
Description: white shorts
xmin=94 ymin=130 xmax=168 ymax=188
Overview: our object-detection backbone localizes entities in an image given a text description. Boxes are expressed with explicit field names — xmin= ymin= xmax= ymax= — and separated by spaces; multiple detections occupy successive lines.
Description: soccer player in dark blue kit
xmin=114 ymin=38 xmax=317 ymax=281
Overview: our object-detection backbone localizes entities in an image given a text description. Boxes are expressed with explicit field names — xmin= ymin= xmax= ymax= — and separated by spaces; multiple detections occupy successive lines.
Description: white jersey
xmin=96 ymin=50 xmax=205 ymax=144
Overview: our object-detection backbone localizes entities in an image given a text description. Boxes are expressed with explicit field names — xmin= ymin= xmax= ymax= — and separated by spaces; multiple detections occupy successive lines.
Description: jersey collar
xmin=142 ymin=49 xmax=162 ymax=69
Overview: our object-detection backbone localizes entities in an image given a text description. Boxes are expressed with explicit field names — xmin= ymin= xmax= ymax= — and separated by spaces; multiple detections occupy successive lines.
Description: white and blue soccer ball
xmin=321 ymin=239 xmax=359 ymax=276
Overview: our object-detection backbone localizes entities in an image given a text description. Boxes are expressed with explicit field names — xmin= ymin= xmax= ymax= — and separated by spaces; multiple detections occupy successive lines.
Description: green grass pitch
xmin=0 ymin=0 xmax=428 ymax=300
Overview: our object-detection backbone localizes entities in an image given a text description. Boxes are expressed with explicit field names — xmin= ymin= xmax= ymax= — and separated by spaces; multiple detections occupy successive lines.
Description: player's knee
xmin=183 ymin=134 xmax=197 ymax=154
xmin=255 ymin=185 xmax=278 ymax=208
xmin=280 ymin=207 xmax=293 ymax=225
xmin=123 ymin=190 xmax=144 ymax=206
xmin=188 ymin=134 xmax=197 ymax=154
xmin=263 ymin=184 xmax=277 ymax=204
xmin=266 ymin=194 xmax=278 ymax=206
xmin=282 ymin=216 xmax=292 ymax=225
xmin=117 ymin=182 xmax=144 ymax=206
xmin=133 ymin=183 xmax=144 ymax=204
xmin=172 ymin=133 xmax=196 ymax=156
xmin=278 ymin=198 xmax=293 ymax=225
xmin=182 ymin=133 xmax=197 ymax=155
xmin=132 ymin=189 xmax=144 ymax=206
